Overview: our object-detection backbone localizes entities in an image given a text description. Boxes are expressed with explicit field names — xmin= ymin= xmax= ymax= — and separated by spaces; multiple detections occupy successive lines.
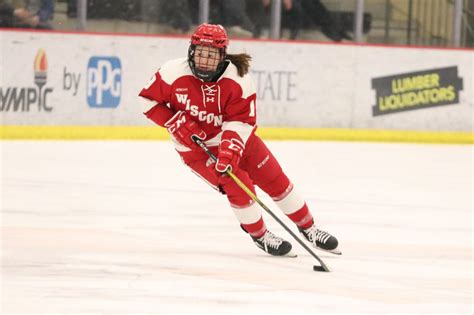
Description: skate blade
xmin=320 ymin=247 xmax=342 ymax=255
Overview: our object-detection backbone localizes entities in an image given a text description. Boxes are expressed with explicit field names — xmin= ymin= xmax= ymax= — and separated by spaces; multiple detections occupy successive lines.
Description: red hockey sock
xmin=241 ymin=217 xmax=267 ymax=238
xmin=286 ymin=203 xmax=314 ymax=229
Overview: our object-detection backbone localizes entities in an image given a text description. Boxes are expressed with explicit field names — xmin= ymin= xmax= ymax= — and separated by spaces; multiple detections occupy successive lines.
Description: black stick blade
xmin=313 ymin=265 xmax=330 ymax=272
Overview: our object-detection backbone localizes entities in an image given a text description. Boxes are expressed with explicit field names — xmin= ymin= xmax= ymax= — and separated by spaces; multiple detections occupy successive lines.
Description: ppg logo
xmin=87 ymin=56 xmax=122 ymax=108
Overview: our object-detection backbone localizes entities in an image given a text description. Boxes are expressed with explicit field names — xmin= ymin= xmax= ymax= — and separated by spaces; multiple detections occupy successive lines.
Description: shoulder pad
xmin=160 ymin=58 xmax=193 ymax=85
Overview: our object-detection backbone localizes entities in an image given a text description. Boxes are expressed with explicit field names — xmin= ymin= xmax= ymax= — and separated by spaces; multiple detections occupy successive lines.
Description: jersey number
xmin=249 ymin=100 xmax=256 ymax=117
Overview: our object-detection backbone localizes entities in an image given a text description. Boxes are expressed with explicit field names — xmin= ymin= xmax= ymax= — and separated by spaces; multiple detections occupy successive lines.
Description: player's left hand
xmin=216 ymin=132 xmax=245 ymax=173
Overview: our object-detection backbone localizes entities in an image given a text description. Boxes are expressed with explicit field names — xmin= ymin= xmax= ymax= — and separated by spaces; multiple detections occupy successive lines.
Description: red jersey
xmin=139 ymin=58 xmax=257 ymax=152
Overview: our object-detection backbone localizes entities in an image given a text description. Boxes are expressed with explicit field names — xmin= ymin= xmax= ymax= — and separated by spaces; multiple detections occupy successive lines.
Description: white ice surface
xmin=1 ymin=140 xmax=472 ymax=314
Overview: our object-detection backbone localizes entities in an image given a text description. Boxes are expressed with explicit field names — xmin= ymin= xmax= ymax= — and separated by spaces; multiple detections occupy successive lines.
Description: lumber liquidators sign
xmin=371 ymin=66 xmax=463 ymax=116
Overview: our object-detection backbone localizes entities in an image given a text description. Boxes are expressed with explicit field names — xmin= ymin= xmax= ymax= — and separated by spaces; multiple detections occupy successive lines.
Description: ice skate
xmin=299 ymin=225 xmax=341 ymax=255
xmin=252 ymin=230 xmax=296 ymax=257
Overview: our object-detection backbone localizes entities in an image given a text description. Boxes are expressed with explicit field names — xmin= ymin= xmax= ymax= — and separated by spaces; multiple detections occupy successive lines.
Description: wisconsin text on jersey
xmin=175 ymin=86 xmax=223 ymax=126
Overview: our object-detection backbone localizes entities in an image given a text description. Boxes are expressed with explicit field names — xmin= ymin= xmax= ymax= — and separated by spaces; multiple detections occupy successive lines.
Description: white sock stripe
xmin=231 ymin=202 xmax=262 ymax=224
xmin=230 ymin=201 xmax=255 ymax=209
xmin=272 ymin=183 xmax=294 ymax=201
xmin=274 ymin=186 xmax=306 ymax=215
xmin=250 ymin=225 xmax=267 ymax=238
xmin=295 ymin=214 xmax=312 ymax=226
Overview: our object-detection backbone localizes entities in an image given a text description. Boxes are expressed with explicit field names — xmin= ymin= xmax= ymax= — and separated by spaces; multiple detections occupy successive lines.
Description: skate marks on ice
xmin=1 ymin=141 xmax=472 ymax=313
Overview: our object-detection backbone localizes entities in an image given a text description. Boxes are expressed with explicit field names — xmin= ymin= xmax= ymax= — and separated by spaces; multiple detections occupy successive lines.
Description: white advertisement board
xmin=0 ymin=30 xmax=472 ymax=131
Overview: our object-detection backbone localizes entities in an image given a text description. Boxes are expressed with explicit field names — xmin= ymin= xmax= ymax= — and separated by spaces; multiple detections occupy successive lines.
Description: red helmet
xmin=188 ymin=24 xmax=229 ymax=82
xmin=190 ymin=23 xmax=229 ymax=49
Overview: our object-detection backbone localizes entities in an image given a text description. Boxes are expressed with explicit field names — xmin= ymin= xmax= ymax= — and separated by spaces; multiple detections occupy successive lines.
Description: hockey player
xmin=139 ymin=23 xmax=340 ymax=257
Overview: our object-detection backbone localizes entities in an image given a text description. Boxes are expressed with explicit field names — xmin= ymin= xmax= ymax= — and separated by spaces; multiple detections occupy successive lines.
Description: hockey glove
xmin=164 ymin=111 xmax=206 ymax=149
xmin=216 ymin=131 xmax=245 ymax=173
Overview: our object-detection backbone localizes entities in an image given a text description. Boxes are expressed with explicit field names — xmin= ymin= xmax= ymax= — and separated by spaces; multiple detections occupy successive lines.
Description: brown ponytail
xmin=226 ymin=53 xmax=252 ymax=77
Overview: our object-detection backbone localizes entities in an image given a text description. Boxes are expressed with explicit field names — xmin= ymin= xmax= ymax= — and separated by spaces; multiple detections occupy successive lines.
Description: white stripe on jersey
xmin=218 ymin=61 xmax=256 ymax=99
xmin=139 ymin=97 xmax=158 ymax=113
xmin=222 ymin=121 xmax=254 ymax=145
xmin=159 ymin=58 xmax=192 ymax=85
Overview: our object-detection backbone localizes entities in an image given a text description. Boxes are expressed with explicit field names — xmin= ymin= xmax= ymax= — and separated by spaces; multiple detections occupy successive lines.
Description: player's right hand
xmin=164 ymin=111 xmax=206 ymax=149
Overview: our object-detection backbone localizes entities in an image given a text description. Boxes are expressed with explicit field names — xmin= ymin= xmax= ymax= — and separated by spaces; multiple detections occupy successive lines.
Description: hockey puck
xmin=313 ymin=265 xmax=328 ymax=272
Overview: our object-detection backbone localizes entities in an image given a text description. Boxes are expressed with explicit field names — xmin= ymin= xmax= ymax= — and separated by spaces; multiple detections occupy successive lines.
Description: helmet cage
xmin=188 ymin=44 xmax=227 ymax=82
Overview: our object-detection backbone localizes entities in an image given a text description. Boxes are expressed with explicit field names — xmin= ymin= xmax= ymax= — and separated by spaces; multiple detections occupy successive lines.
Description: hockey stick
xmin=191 ymin=135 xmax=330 ymax=272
